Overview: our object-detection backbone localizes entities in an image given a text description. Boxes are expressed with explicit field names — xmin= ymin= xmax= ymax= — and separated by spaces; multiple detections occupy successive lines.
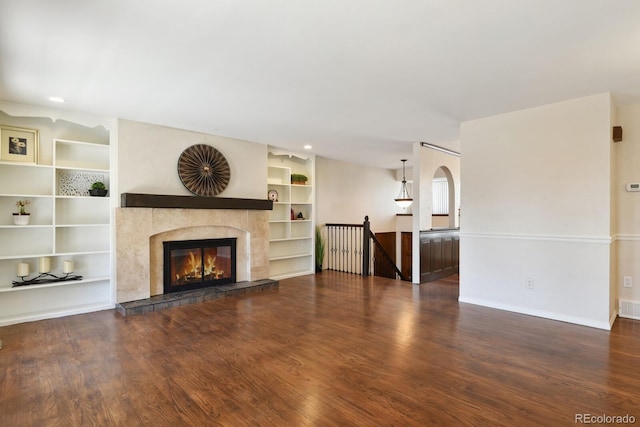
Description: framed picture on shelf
xmin=0 ymin=125 xmax=39 ymax=164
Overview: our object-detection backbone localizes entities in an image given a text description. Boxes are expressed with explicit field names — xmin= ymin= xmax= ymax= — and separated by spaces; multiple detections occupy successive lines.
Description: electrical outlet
xmin=624 ymin=276 xmax=632 ymax=288
xmin=526 ymin=278 xmax=534 ymax=289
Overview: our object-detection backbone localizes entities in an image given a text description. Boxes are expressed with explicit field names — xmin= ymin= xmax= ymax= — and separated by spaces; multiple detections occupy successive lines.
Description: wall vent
xmin=619 ymin=300 xmax=640 ymax=320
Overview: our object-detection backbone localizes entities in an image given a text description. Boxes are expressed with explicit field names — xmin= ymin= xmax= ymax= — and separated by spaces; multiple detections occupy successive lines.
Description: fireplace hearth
xmin=163 ymin=238 xmax=236 ymax=294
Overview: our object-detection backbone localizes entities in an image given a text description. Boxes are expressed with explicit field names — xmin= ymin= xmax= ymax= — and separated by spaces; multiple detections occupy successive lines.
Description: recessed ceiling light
xmin=48 ymin=96 xmax=65 ymax=103
xmin=303 ymin=145 xmax=312 ymax=150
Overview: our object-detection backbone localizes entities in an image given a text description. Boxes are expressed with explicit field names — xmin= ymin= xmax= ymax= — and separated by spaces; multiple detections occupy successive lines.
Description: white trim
xmin=268 ymin=148 xmax=310 ymax=161
xmin=610 ymin=311 xmax=619 ymax=328
xmin=0 ymin=100 xmax=112 ymax=130
xmin=0 ymin=302 xmax=114 ymax=327
xmin=460 ymin=232 xmax=612 ymax=244
xmin=614 ymin=234 xmax=640 ymax=242
xmin=458 ymin=296 xmax=612 ymax=330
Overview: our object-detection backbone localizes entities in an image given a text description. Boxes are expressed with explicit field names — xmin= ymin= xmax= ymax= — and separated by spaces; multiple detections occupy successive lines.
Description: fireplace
xmin=163 ymin=238 xmax=236 ymax=294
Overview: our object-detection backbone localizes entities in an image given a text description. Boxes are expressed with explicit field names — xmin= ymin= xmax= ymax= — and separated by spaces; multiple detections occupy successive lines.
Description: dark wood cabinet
xmin=419 ymin=229 xmax=459 ymax=283
xmin=398 ymin=229 xmax=459 ymax=283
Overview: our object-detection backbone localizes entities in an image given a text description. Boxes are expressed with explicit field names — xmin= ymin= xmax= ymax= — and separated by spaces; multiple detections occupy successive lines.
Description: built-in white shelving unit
xmin=0 ymin=110 xmax=113 ymax=326
xmin=268 ymin=149 xmax=315 ymax=279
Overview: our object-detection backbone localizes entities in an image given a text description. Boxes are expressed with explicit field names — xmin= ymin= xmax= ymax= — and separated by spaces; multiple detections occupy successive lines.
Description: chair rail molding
xmin=460 ymin=232 xmax=613 ymax=245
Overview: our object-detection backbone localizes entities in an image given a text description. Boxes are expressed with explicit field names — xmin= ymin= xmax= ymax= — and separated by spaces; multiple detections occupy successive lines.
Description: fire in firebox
xmin=163 ymin=238 xmax=236 ymax=293
xmin=171 ymin=247 xmax=231 ymax=286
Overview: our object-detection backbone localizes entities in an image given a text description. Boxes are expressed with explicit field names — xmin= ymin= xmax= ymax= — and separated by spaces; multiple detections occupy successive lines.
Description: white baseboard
xmin=0 ymin=302 xmax=115 ymax=327
xmin=458 ymin=296 xmax=612 ymax=330
xmin=610 ymin=310 xmax=619 ymax=328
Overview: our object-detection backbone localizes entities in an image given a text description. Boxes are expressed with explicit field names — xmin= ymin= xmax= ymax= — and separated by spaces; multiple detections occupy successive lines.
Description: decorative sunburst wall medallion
xmin=177 ymin=144 xmax=230 ymax=196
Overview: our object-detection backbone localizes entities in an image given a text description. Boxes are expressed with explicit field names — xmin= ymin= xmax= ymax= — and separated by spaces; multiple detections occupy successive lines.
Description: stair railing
xmin=325 ymin=216 xmax=409 ymax=281
xmin=325 ymin=221 xmax=368 ymax=274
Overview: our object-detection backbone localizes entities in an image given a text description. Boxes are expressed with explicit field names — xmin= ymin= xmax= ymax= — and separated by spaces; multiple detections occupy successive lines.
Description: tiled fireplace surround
xmin=115 ymin=206 xmax=270 ymax=304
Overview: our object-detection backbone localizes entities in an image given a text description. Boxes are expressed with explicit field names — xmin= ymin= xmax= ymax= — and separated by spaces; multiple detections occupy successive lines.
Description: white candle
xmin=17 ymin=262 xmax=29 ymax=277
xmin=39 ymin=256 xmax=51 ymax=273
xmin=63 ymin=260 xmax=74 ymax=274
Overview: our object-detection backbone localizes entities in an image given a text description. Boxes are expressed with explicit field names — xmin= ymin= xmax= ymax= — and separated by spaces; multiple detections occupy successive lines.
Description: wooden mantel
xmin=120 ymin=193 xmax=273 ymax=210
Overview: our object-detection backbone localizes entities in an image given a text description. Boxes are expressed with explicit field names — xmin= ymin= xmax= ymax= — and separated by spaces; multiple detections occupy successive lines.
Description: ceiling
xmin=1 ymin=1 xmax=640 ymax=169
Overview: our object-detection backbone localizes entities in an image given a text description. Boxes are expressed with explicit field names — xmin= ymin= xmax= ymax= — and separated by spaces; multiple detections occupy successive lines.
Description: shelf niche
xmin=0 ymin=108 xmax=113 ymax=326
xmin=267 ymin=149 xmax=315 ymax=280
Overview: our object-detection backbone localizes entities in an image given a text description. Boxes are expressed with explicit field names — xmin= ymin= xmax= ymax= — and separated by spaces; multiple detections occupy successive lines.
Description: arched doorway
xmin=431 ymin=166 xmax=456 ymax=229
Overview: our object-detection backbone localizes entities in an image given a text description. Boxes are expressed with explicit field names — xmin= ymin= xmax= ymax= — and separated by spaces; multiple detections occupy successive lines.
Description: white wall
xmin=118 ymin=119 xmax=267 ymax=199
xmin=459 ymin=93 xmax=614 ymax=329
xmin=315 ymin=156 xmax=399 ymax=232
xmin=615 ymin=104 xmax=640 ymax=304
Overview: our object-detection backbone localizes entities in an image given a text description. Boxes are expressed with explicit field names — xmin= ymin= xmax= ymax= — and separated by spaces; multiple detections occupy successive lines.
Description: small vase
xmin=13 ymin=214 xmax=30 ymax=225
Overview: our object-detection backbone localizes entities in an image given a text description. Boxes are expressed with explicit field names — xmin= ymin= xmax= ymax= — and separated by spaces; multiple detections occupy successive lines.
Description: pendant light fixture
xmin=394 ymin=159 xmax=413 ymax=208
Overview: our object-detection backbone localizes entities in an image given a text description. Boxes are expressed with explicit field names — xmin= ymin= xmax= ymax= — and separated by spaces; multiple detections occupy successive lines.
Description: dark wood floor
xmin=1 ymin=271 xmax=639 ymax=426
